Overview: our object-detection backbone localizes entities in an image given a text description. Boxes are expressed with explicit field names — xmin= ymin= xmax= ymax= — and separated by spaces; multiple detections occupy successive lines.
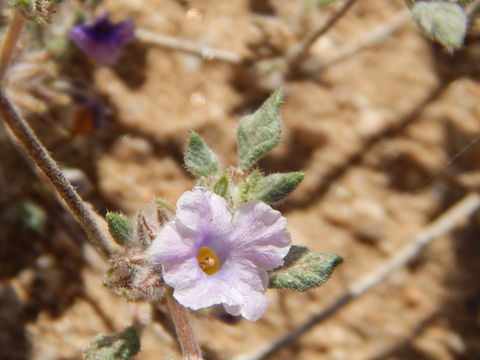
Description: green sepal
xmin=83 ymin=326 xmax=140 ymax=360
xmin=184 ymin=131 xmax=220 ymax=178
xmin=247 ymin=172 xmax=304 ymax=203
xmin=213 ymin=175 xmax=229 ymax=198
xmin=154 ymin=198 xmax=175 ymax=213
xmin=411 ymin=2 xmax=467 ymax=52
xmin=237 ymin=90 xmax=283 ymax=170
xmin=105 ymin=212 xmax=133 ymax=247
xmin=269 ymin=246 xmax=343 ymax=291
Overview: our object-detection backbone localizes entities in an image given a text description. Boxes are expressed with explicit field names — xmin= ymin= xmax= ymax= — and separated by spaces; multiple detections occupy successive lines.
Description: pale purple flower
xmin=149 ymin=188 xmax=291 ymax=321
xmin=68 ymin=14 xmax=135 ymax=66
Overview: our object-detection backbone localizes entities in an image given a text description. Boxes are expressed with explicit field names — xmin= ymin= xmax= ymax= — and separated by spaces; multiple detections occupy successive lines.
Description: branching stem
xmin=285 ymin=0 xmax=358 ymax=69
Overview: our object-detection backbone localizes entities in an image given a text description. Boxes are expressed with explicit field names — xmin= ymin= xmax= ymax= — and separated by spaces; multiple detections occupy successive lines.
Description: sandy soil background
xmin=1 ymin=0 xmax=480 ymax=359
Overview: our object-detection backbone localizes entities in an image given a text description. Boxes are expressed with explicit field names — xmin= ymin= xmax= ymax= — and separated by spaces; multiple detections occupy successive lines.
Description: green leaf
xmin=83 ymin=326 xmax=140 ymax=360
xmin=411 ymin=2 xmax=467 ymax=52
xmin=106 ymin=212 xmax=133 ymax=246
xmin=269 ymin=246 xmax=343 ymax=291
xmin=184 ymin=132 xmax=219 ymax=177
xmin=213 ymin=175 xmax=229 ymax=197
xmin=237 ymin=91 xmax=283 ymax=169
xmin=247 ymin=172 xmax=304 ymax=203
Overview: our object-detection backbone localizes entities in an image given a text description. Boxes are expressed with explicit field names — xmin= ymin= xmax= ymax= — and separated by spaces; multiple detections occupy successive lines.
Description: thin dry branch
xmin=136 ymin=28 xmax=244 ymax=65
xmin=315 ymin=9 xmax=411 ymax=71
xmin=0 ymin=90 xmax=115 ymax=258
xmin=369 ymin=311 xmax=438 ymax=360
xmin=467 ymin=0 xmax=480 ymax=17
xmin=234 ymin=192 xmax=480 ymax=360
xmin=285 ymin=0 xmax=358 ymax=69
xmin=0 ymin=10 xmax=24 ymax=81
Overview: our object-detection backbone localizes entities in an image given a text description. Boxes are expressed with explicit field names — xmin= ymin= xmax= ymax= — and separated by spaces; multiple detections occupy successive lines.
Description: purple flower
xmin=149 ymin=188 xmax=291 ymax=321
xmin=68 ymin=14 xmax=135 ymax=66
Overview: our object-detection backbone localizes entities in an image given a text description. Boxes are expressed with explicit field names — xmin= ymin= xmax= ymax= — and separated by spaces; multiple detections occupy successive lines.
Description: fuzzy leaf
xmin=213 ymin=175 xmax=229 ymax=197
xmin=237 ymin=91 xmax=283 ymax=169
xmin=106 ymin=212 xmax=133 ymax=246
xmin=247 ymin=172 xmax=304 ymax=203
xmin=83 ymin=326 xmax=140 ymax=360
xmin=269 ymin=246 xmax=343 ymax=291
xmin=184 ymin=132 xmax=219 ymax=177
xmin=412 ymin=2 xmax=467 ymax=52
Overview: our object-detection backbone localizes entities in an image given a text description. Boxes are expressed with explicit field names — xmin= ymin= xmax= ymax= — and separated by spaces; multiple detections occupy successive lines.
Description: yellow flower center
xmin=197 ymin=247 xmax=221 ymax=275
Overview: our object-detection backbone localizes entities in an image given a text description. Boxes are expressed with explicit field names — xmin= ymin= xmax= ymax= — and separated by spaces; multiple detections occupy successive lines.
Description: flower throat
xmin=197 ymin=247 xmax=220 ymax=275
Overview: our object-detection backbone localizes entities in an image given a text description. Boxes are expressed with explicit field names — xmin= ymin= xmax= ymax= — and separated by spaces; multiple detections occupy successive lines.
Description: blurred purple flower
xmin=149 ymin=188 xmax=291 ymax=321
xmin=68 ymin=14 xmax=135 ymax=66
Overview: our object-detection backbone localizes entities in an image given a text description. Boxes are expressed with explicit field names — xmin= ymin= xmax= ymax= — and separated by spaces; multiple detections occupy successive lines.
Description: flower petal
xmin=110 ymin=18 xmax=135 ymax=45
xmin=220 ymin=257 xmax=268 ymax=291
xmin=148 ymin=221 xmax=198 ymax=265
xmin=176 ymin=188 xmax=232 ymax=232
xmin=230 ymin=200 xmax=291 ymax=270
xmin=172 ymin=270 xmax=243 ymax=310
xmin=162 ymin=257 xmax=202 ymax=289
xmin=223 ymin=288 xmax=269 ymax=321
xmin=68 ymin=15 xmax=135 ymax=66
xmin=219 ymin=257 xmax=270 ymax=321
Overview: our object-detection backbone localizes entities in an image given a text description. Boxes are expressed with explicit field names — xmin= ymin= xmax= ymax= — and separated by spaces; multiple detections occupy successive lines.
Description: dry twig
xmin=136 ymin=28 xmax=244 ymax=65
xmin=0 ymin=10 xmax=24 ymax=82
xmin=314 ymin=9 xmax=411 ymax=71
xmin=0 ymin=89 xmax=115 ymax=257
xmin=233 ymin=192 xmax=480 ymax=360
xmin=285 ymin=0 xmax=358 ymax=69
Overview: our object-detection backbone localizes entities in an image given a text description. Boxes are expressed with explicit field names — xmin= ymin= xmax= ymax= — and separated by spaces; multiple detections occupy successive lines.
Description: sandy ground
xmin=1 ymin=0 xmax=480 ymax=359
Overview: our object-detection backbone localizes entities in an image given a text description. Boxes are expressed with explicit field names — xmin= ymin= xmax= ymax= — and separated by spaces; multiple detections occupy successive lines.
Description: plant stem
xmin=0 ymin=89 xmax=115 ymax=258
xmin=0 ymin=10 xmax=25 ymax=82
xmin=136 ymin=28 xmax=244 ymax=65
xmin=315 ymin=10 xmax=410 ymax=71
xmin=166 ymin=291 xmax=203 ymax=360
xmin=285 ymin=0 xmax=358 ymax=69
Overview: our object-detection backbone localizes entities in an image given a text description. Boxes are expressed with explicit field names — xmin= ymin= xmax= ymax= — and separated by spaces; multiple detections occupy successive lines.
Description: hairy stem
xmin=0 ymin=90 xmax=115 ymax=257
xmin=0 ymin=10 xmax=25 ymax=82
xmin=166 ymin=291 xmax=203 ymax=360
